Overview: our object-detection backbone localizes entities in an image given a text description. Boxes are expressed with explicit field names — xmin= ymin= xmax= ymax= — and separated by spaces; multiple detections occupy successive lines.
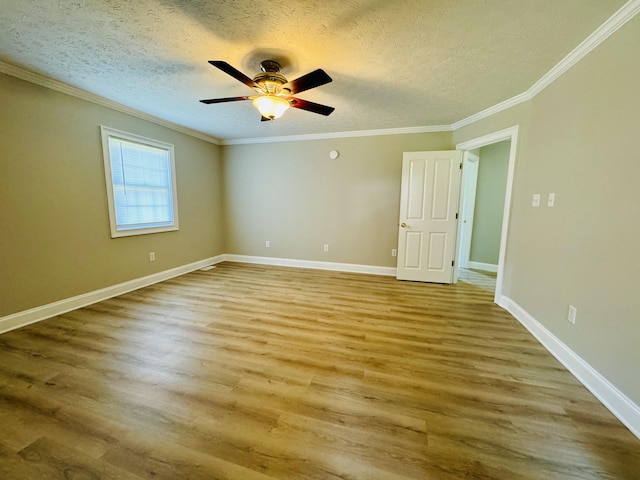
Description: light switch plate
xmin=548 ymin=193 xmax=555 ymax=207
xmin=532 ymin=194 xmax=541 ymax=207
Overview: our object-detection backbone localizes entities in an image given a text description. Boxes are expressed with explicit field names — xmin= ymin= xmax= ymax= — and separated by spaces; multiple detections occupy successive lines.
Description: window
xmin=101 ymin=126 xmax=179 ymax=238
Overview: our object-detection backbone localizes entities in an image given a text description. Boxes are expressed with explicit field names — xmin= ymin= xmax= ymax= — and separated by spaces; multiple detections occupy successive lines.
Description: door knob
xmin=401 ymin=222 xmax=407 ymax=228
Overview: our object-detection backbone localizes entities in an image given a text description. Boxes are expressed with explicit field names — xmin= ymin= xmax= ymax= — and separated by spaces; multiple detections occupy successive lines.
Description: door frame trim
xmin=456 ymin=125 xmax=519 ymax=304
xmin=456 ymin=150 xmax=480 ymax=271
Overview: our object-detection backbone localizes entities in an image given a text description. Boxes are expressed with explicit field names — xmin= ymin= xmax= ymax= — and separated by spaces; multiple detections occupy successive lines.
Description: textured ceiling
xmin=0 ymin=0 xmax=627 ymax=141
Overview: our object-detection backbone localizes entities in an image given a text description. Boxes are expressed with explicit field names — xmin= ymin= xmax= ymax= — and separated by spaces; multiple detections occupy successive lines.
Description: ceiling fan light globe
xmin=253 ymin=95 xmax=290 ymax=120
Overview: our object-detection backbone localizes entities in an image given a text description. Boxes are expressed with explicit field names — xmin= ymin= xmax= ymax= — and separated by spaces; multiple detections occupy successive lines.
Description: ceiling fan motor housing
xmin=254 ymin=60 xmax=289 ymax=94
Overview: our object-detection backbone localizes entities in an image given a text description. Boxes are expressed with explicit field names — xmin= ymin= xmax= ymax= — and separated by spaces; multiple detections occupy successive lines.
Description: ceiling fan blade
xmin=208 ymin=61 xmax=258 ymax=90
xmin=285 ymin=69 xmax=332 ymax=95
xmin=288 ymin=97 xmax=335 ymax=116
xmin=199 ymin=96 xmax=251 ymax=104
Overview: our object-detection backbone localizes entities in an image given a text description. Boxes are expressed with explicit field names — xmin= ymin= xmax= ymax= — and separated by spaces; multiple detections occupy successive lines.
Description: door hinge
xmin=452 ymin=260 xmax=455 ymax=267
xmin=455 ymin=213 xmax=458 ymax=219
xmin=460 ymin=163 xmax=463 ymax=169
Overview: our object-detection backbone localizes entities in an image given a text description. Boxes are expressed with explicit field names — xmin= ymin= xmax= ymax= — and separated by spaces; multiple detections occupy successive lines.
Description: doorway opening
xmin=455 ymin=126 xmax=519 ymax=304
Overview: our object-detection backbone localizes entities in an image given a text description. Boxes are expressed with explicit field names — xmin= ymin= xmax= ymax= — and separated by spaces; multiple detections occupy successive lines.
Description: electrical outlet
xmin=323 ymin=244 xmax=329 ymax=252
xmin=265 ymin=240 xmax=270 ymax=248
xmin=548 ymin=193 xmax=555 ymax=207
xmin=149 ymin=252 xmax=156 ymax=262
xmin=392 ymin=248 xmax=397 ymax=257
xmin=567 ymin=305 xmax=577 ymax=324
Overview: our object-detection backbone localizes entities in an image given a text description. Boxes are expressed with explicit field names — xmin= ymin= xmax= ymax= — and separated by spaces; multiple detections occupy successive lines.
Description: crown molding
xmin=0 ymin=61 xmax=223 ymax=145
xmin=221 ymin=125 xmax=452 ymax=146
xmin=225 ymin=0 xmax=640 ymax=144
xmin=451 ymin=91 xmax=532 ymax=131
xmin=2 ymin=0 xmax=637 ymax=145
xmin=451 ymin=0 xmax=640 ymax=131
xmin=528 ymin=0 xmax=640 ymax=98
xmin=0 ymin=60 xmax=448 ymax=145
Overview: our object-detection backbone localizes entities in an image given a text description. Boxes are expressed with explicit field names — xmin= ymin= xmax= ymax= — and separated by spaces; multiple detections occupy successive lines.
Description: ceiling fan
xmin=200 ymin=60 xmax=335 ymax=121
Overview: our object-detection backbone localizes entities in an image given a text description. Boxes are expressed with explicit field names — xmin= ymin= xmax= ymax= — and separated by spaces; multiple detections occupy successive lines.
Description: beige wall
xmin=222 ymin=133 xmax=452 ymax=266
xmin=455 ymin=15 xmax=640 ymax=404
xmin=2 ymin=8 xmax=638 ymax=412
xmin=0 ymin=73 xmax=224 ymax=317
xmin=469 ymin=140 xmax=510 ymax=265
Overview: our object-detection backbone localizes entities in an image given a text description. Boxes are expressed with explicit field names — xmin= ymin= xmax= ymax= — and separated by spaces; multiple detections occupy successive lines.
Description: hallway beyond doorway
xmin=458 ymin=267 xmax=496 ymax=292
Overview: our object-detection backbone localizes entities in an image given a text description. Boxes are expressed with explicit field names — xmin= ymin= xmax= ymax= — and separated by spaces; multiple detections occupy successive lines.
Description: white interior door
xmin=396 ymin=150 xmax=462 ymax=283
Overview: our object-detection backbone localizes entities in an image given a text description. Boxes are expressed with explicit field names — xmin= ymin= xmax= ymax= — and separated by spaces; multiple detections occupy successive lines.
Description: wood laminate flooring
xmin=1 ymin=262 xmax=639 ymax=479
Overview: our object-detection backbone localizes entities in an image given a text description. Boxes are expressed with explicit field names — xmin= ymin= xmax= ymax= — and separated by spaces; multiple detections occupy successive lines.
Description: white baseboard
xmin=224 ymin=254 xmax=397 ymax=277
xmin=466 ymin=261 xmax=498 ymax=273
xmin=6 ymin=255 xmax=637 ymax=441
xmin=0 ymin=254 xmax=393 ymax=335
xmin=498 ymin=295 xmax=640 ymax=440
xmin=0 ymin=255 xmax=225 ymax=335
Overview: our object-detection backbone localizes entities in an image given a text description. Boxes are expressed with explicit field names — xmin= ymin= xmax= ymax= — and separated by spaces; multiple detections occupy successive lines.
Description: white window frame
xmin=100 ymin=126 xmax=179 ymax=238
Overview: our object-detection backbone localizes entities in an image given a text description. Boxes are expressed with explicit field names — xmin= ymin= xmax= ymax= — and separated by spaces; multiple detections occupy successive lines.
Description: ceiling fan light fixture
xmin=201 ymin=60 xmax=334 ymax=120
xmin=252 ymin=95 xmax=290 ymax=120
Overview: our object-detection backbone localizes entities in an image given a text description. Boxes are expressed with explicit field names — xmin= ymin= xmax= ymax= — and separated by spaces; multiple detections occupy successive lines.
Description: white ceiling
xmin=0 ymin=0 xmax=628 ymax=142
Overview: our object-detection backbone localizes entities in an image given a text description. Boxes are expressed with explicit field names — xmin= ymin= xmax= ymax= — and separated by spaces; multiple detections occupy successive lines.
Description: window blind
xmin=108 ymin=137 xmax=174 ymax=231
